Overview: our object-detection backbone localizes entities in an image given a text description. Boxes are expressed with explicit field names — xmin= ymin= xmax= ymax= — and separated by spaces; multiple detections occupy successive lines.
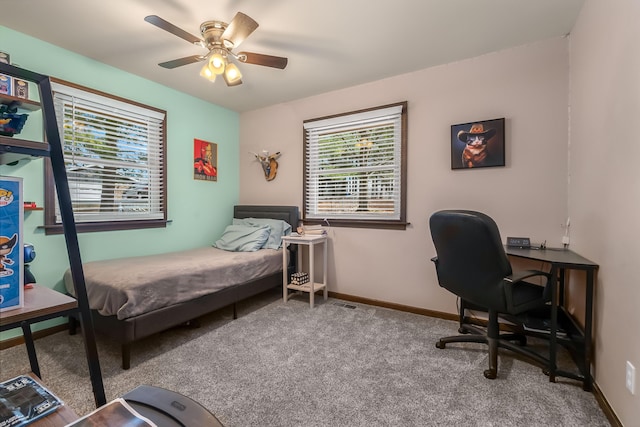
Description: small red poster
xmin=194 ymin=139 xmax=217 ymax=181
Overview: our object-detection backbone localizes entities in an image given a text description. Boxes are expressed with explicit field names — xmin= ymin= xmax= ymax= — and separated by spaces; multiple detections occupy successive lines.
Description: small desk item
xmin=506 ymin=236 xmax=531 ymax=248
xmin=505 ymin=247 xmax=598 ymax=391
xmin=121 ymin=385 xmax=224 ymax=427
xmin=282 ymin=235 xmax=328 ymax=308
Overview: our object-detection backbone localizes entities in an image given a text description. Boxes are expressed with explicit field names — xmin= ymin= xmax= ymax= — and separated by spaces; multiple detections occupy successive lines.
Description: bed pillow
xmin=233 ymin=218 xmax=292 ymax=249
xmin=213 ymin=224 xmax=271 ymax=252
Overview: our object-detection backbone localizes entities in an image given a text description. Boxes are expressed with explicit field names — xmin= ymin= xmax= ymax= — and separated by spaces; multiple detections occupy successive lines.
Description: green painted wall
xmin=0 ymin=27 xmax=240 ymax=339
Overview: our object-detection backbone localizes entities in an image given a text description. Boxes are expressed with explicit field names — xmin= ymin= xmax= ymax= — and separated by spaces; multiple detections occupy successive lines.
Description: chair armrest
xmin=505 ymin=269 xmax=551 ymax=283
xmin=504 ymin=270 xmax=553 ymax=310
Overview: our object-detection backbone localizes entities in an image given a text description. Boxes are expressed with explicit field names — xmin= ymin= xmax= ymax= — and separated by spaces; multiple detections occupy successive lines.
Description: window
xmin=303 ymin=102 xmax=407 ymax=230
xmin=44 ymin=80 xmax=167 ymax=234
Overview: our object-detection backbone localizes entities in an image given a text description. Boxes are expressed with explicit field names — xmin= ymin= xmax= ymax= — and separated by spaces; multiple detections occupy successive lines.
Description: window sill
xmin=39 ymin=219 xmax=170 ymax=235
xmin=302 ymin=219 xmax=409 ymax=230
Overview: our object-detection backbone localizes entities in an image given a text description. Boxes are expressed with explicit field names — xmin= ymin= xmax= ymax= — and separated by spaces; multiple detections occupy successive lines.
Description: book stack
xmin=297 ymin=225 xmax=327 ymax=236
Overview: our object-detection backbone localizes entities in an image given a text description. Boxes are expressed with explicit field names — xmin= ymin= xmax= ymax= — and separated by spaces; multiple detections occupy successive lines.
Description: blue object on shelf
xmin=0 ymin=112 xmax=28 ymax=136
xmin=24 ymin=243 xmax=36 ymax=263
xmin=24 ymin=243 xmax=36 ymax=285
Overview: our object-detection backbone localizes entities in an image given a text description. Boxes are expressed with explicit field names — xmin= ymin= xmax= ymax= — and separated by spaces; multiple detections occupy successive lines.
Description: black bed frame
xmin=70 ymin=205 xmax=299 ymax=369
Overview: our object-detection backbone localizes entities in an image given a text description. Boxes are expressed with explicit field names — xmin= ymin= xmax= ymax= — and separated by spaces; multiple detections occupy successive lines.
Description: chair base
xmin=436 ymin=319 xmax=550 ymax=379
xmin=458 ymin=323 xmax=528 ymax=346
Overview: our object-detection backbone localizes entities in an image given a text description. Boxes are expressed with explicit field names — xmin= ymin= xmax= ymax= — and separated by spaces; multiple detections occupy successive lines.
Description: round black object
xmin=24 ymin=265 xmax=36 ymax=285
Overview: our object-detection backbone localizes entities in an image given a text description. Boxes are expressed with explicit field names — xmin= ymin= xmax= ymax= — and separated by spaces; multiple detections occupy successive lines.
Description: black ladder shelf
xmin=0 ymin=63 xmax=106 ymax=407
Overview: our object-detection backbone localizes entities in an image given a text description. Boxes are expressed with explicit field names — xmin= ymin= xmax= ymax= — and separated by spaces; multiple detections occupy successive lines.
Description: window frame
xmin=303 ymin=101 xmax=408 ymax=230
xmin=43 ymin=78 xmax=168 ymax=235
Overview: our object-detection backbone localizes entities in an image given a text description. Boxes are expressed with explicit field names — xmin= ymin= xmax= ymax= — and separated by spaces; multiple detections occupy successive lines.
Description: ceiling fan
xmin=144 ymin=12 xmax=288 ymax=87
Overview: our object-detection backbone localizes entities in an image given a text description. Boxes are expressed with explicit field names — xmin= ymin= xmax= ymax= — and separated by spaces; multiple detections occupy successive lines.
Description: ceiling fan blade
xmin=158 ymin=55 xmax=204 ymax=69
xmin=145 ymin=15 xmax=203 ymax=45
xmin=238 ymin=52 xmax=288 ymax=69
xmin=221 ymin=12 xmax=259 ymax=49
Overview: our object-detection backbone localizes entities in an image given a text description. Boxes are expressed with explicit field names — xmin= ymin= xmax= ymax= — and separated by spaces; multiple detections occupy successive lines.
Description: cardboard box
xmin=13 ymin=79 xmax=28 ymax=99
xmin=0 ymin=177 xmax=23 ymax=311
xmin=0 ymin=74 xmax=12 ymax=96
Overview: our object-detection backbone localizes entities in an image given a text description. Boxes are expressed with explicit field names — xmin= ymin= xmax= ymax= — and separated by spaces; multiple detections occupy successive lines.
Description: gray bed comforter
xmin=64 ymin=247 xmax=283 ymax=320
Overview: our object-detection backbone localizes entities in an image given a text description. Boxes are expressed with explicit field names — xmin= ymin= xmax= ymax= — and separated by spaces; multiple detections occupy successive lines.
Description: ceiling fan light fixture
xmin=209 ymin=52 xmax=226 ymax=75
xmin=199 ymin=63 xmax=216 ymax=82
xmin=223 ymin=62 xmax=243 ymax=86
xmin=146 ymin=13 xmax=287 ymax=88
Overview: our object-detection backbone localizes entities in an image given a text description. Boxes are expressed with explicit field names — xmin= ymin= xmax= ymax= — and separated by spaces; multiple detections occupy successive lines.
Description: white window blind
xmin=304 ymin=104 xmax=404 ymax=221
xmin=51 ymin=82 xmax=165 ymax=223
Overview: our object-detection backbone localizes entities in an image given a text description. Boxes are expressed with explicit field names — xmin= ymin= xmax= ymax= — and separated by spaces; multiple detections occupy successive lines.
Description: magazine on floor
xmin=0 ymin=375 xmax=64 ymax=427
xmin=64 ymin=398 xmax=157 ymax=427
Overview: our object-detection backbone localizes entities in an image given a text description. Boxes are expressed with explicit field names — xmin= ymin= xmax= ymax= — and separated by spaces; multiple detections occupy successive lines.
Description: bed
xmin=65 ymin=205 xmax=299 ymax=369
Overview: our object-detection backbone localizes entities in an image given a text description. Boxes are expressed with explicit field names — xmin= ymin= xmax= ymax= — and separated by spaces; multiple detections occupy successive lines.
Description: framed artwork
xmin=193 ymin=139 xmax=217 ymax=181
xmin=451 ymin=117 xmax=505 ymax=169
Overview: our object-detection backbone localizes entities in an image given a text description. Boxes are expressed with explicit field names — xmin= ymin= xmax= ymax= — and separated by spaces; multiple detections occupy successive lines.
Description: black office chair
xmin=429 ymin=209 xmax=551 ymax=379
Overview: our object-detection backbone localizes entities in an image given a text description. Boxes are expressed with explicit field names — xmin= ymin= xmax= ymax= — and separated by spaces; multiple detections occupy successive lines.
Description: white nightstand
xmin=282 ymin=234 xmax=328 ymax=308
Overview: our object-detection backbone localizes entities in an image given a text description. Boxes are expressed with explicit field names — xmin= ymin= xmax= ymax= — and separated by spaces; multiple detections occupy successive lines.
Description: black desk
xmin=505 ymin=247 xmax=598 ymax=391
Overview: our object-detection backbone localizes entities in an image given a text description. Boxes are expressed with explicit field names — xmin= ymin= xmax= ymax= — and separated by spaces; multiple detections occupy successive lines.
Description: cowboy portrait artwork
xmin=450 ymin=118 xmax=505 ymax=169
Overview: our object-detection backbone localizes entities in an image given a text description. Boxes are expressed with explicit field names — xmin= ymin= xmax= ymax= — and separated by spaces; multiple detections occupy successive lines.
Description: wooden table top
xmin=0 ymin=285 xmax=77 ymax=328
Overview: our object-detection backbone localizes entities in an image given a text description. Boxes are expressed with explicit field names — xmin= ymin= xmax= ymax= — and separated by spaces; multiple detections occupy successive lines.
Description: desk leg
xmin=309 ymin=243 xmax=315 ymax=309
xmin=323 ymin=239 xmax=328 ymax=302
xmin=21 ymin=322 xmax=41 ymax=378
xmin=548 ymin=265 xmax=558 ymax=383
xmin=283 ymin=242 xmax=289 ymax=303
xmin=583 ymin=269 xmax=595 ymax=391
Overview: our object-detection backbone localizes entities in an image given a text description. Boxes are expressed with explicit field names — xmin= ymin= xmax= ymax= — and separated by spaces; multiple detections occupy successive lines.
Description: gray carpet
xmin=0 ymin=289 xmax=610 ymax=426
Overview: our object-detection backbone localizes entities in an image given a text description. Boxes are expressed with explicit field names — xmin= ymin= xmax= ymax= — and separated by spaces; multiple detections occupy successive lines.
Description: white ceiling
xmin=0 ymin=0 xmax=585 ymax=112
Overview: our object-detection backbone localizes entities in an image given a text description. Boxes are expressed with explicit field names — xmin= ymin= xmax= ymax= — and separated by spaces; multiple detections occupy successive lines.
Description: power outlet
xmin=626 ymin=361 xmax=636 ymax=394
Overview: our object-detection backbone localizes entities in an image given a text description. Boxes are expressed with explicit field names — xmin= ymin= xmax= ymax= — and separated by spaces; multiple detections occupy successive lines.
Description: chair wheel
xmin=483 ymin=369 xmax=497 ymax=379
xmin=435 ymin=341 xmax=446 ymax=349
